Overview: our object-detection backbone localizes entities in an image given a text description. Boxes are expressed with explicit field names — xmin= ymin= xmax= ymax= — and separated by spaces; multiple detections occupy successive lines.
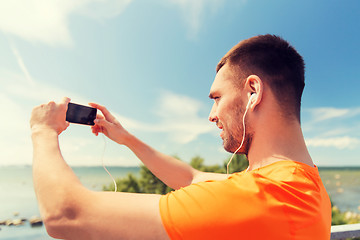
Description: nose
xmin=208 ymin=104 xmax=218 ymax=122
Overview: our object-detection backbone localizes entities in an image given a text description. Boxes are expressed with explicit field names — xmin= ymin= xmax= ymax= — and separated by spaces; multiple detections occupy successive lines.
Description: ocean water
xmin=1 ymin=166 xmax=359 ymax=239
xmin=319 ymin=167 xmax=360 ymax=212
xmin=0 ymin=166 xmax=139 ymax=240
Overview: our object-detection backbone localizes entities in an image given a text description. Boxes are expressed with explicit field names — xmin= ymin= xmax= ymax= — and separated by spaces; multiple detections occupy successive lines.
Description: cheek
xmin=217 ymin=105 xmax=233 ymax=128
xmin=219 ymin=104 xmax=243 ymax=132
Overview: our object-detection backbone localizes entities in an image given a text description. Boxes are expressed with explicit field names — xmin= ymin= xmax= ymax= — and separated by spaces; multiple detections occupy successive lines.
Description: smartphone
xmin=66 ymin=103 xmax=97 ymax=126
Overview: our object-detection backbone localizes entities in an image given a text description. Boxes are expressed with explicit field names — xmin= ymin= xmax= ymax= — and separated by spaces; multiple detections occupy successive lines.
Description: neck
xmin=247 ymin=114 xmax=314 ymax=171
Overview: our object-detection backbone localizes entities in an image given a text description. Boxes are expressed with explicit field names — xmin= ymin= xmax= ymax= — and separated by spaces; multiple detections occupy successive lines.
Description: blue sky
xmin=0 ymin=0 xmax=359 ymax=167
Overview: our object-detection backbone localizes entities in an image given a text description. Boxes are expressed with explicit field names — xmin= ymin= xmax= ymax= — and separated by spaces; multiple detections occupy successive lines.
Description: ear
xmin=244 ymin=75 xmax=263 ymax=111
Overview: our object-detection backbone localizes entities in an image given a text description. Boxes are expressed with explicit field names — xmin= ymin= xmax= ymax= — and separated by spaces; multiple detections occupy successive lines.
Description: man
xmin=30 ymin=34 xmax=331 ymax=240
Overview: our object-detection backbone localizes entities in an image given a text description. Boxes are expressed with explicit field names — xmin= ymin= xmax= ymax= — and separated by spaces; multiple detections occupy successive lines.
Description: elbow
xmin=41 ymin=187 xmax=93 ymax=239
xmin=43 ymin=216 xmax=61 ymax=239
xmin=36 ymin=183 xmax=90 ymax=239
xmin=42 ymin=206 xmax=79 ymax=239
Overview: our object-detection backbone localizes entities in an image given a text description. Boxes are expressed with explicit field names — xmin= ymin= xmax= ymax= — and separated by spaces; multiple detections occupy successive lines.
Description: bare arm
xmin=30 ymin=98 xmax=169 ymax=240
xmin=89 ymin=103 xmax=227 ymax=189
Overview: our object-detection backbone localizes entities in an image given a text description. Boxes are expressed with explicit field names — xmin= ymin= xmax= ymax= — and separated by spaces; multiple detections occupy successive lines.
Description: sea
xmin=0 ymin=165 xmax=360 ymax=240
xmin=0 ymin=166 xmax=140 ymax=240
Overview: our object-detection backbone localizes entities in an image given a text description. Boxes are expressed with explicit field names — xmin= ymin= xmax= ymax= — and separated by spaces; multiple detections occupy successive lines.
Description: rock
xmin=12 ymin=219 xmax=24 ymax=226
xmin=29 ymin=216 xmax=43 ymax=227
xmin=0 ymin=218 xmax=27 ymax=227
xmin=5 ymin=220 xmax=13 ymax=226
xmin=13 ymin=212 xmax=19 ymax=217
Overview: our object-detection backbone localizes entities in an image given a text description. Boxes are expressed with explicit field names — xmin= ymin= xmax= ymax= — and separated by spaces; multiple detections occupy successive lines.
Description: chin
xmin=223 ymin=138 xmax=248 ymax=154
xmin=223 ymin=141 xmax=238 ymax=153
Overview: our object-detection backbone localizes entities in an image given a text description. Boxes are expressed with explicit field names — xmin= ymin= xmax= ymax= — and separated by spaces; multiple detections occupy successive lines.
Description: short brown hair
xmin=217 ymin=34 xmax=305 ymax=121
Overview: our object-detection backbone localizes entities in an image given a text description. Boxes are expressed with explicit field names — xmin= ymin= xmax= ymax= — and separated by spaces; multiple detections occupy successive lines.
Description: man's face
xmin=208 ymin=64 xmax=251 ymax=154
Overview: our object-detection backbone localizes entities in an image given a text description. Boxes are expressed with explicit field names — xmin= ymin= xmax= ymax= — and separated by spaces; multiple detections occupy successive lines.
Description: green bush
xmin=103 ymin=154 xmax=249 ymax=193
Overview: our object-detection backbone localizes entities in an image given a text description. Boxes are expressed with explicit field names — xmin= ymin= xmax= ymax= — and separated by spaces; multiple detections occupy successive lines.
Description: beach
xmin=1 ymin=165 xmax=359 ymax=239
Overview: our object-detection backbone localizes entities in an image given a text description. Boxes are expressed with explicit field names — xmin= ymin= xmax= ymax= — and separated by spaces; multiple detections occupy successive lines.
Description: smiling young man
xmin=31 ymin=34 xmax=331 ymax=239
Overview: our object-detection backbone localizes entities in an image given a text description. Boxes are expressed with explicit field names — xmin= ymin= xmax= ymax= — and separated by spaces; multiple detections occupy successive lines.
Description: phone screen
xmin=66 ymin=103 xmax=97 ymax=126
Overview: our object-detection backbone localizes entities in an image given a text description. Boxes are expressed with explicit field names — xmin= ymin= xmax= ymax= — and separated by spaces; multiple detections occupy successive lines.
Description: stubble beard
xmin=222 ymin=106 xmax=253 ymax=155
xmin=223 ymin=127 xmax=252 ymax=154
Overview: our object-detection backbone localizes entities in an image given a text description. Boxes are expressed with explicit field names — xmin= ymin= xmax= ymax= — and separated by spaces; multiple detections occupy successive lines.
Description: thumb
xmin=93 ymin=118 xmax=111 ymax=136
xmin=94 ymin=118 xmax=109 ymax=127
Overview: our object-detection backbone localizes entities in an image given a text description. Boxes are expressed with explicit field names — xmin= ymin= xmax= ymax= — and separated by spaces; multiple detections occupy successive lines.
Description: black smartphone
xmin=66 ymin=103 xmax=97 ymax=126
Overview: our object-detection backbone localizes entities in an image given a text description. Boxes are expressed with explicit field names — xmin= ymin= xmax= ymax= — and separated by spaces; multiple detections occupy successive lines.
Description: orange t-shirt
xmin=159 ymin=160 xmax=331 ymax=240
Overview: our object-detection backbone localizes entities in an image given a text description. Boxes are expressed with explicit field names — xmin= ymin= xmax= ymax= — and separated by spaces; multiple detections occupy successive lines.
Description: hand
xmin=30 ymin=97 xmax=71 ymax=135
xmin=89 ymin=103 xmax=130 ymax=145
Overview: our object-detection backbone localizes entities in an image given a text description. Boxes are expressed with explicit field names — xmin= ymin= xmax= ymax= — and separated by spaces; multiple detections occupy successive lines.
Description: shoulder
xmin=246 ymin=160 xmax=322 ymax=183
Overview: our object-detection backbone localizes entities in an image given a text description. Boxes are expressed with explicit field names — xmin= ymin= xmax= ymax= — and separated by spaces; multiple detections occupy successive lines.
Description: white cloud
xmin=306 ymin=136 xmax=360 ymax=150
xmin=319 ymin=128 xmax=353 ymax=138
xmin=0 ymin=0 xmax=132 ymax=46
xmin=303 ymin=107 xmax=360 ymax=151
xmin=307 ymin=107 xmax=350 ymax=122
xmin=168 ymin=0 xmax=225 ymax=38
xmin=117 ymin=90 xmax=215 ymax=144
xmin=0 ymin=93 xmax=33 ymax=166
xmin=153 ymin=90 xmax=214 ymax=143
xmin=9 ymin=43 xmax=35 ymax=85
xmin=76 ymin=0 xmax=132 ymax=19
xmin=156 ymin=90 xmax=202 ymax=118
xmin=0 ymin=0 xmax=229 ymax=45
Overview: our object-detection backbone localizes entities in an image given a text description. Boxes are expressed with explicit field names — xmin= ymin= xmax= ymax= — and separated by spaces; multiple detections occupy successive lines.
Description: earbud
xmin=246 ymin=93 xmax=257 ymax=110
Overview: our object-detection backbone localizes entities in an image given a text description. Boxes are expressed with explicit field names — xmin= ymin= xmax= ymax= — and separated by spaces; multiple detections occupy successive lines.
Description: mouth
xmin=220 ymin=130 xmax=224 ymax=139
xmin=216 ymin=122 xmax=224 ymax=138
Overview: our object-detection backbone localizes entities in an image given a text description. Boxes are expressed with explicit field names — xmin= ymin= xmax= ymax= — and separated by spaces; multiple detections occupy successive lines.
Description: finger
xmin=89 ymin=102 xmax=100 ymax=109
xmin=89 ymin=103 xmax=116 ymax=122
xmin=94 ymin=118 xmax=109 ymax=127
xmin=61 ymin=97 xmax=71 ymax=104
xmin=96 ymin=114 xmax=105 ymax=120
xmin=91 ymin=126 xmax=100 ymax=136
xmin=48 ymin=101 xmax=56 ymax=108
xmin=60 ymin=97 xmax=71 ymax=113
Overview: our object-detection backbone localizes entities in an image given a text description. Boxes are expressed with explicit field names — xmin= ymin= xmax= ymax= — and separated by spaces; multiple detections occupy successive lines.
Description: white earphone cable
xmin=101 ymin=134 xmax=117 ymax=192
xmin=226 ymin=101 xmax=251 ymax=175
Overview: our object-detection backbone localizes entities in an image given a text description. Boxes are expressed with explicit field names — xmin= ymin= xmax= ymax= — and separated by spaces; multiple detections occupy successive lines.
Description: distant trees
xmin=103 ymin=154 xmax=249 ymax=194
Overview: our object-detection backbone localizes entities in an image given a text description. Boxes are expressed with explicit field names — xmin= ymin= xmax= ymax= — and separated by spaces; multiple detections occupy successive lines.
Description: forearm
xmin=32 ymin=129 xmax=85 ymax=227
xmin=124 ymin=133 xmax=199 ymax=189
xmin=89 ymin=103 xmax=216 ymax=189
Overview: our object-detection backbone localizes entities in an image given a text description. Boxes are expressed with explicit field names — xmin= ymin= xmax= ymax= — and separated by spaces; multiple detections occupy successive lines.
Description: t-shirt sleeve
xmin=159 ymin=174 xmax=274 ymax=240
